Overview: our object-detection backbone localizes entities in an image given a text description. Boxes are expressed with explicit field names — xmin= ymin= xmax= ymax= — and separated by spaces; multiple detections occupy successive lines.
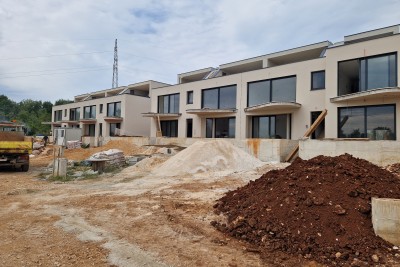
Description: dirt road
xmin=0 ymin=154 xmax=315 ymax=267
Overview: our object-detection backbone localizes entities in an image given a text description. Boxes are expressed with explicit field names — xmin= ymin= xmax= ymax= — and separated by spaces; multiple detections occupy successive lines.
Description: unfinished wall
xmin=82 ymin=136 xmax=298 ymax=162
xmin=299 ymin=139 xmax=400 ymax=166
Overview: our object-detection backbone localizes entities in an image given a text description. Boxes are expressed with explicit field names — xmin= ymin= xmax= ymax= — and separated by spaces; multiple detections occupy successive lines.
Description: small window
xmin=100 ymin=104 xmax=103 ymax=114
xmin=311 ymin=71 xmax=325 ymax=90
xmin=64 ymin=109 xmax=67 ymax=117
xmin=187 ymin=91 xmax=193 ymax=104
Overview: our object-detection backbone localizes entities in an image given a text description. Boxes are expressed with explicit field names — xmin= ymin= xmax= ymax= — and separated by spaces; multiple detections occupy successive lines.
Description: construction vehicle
xmin=0 ymin=121 xmax=32 ymax=171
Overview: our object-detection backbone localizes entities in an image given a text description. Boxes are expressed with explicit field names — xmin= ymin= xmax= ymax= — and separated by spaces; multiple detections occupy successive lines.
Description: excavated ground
xmin=213 ymin=154 xmax=400 ymax=266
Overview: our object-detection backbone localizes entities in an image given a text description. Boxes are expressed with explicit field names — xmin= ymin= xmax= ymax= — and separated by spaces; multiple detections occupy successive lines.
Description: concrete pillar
xmin=54 ymin=158 xmax=68 ymax=177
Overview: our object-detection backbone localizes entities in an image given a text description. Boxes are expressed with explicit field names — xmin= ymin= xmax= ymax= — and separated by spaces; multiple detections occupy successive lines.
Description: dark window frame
xmin=201 ymin=84 xmax=237 ymax=109
xmin=337 ymin=52 xmax=397 ymax=96
xmin=107 ymin=101 xmax=121 ymax=117
xmin=158 ymin=93 xmax=180 ymax=113
xmin=160 ymin=120 xmax=178 ymax=137
xmin=85 ymin=124 xmax=95 ymax=137
xmin=251 ymin=114 xmax=291 ymax=139
xmin=311 ymin=70 xmax=326 ymax=90
xmin=337 ymin=104 xmax=396 ymax=140
xmin=205 ymin=117 xmax=236 ymax=138
xmin=54 ymin=110 xmax=62 ymax=121
xmin=109 ymin=122 xmax=121 ymax=136
xmin=247 ymin=75 xmax=296 ymax=107
xmin=83 ymin=105 xmax=96 ymax=119
xmin=99 ymin=104 xmax=103 ymax=114
xmin=187 ymin=91 xmax=193 ymax=104
xmin=69 ymin=107 xmax=80 ymax=121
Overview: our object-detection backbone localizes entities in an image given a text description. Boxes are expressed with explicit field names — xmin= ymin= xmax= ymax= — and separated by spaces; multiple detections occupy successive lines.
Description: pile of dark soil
xmin=213 ymin=154 xmax=400 ymax=266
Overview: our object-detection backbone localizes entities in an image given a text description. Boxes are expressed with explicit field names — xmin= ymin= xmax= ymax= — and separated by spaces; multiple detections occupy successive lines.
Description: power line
xmin=0 ymin=67 xmax=109 ymax=80
xmin=0 ymin=51 xmax=113 ymax=61
xmin=121 ymin=51 xmax=189 ymax=68
xmin=0 ymin=65 xmax=109 ymax=76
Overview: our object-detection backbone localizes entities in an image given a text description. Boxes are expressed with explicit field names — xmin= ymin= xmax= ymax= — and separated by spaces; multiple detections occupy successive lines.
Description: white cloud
xmin=0 ymin=0 xmax=399 ymax=102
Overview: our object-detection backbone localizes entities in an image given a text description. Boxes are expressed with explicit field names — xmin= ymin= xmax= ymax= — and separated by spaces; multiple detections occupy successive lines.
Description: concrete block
xmin=372 ymin=198 xmax=400 ymax=246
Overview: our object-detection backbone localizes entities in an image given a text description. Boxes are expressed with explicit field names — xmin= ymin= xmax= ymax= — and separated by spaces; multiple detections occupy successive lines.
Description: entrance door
xmin=311 ymin=111 xmax=325 ymax=139
xmin=186 ymin=119 xmax=193 ymax=137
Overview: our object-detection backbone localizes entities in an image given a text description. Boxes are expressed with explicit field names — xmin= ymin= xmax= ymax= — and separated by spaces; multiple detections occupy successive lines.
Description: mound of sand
xmin=120 ymin=155 xmax=169 ymax=174
xmin=152 ymin=140 xmax=263 ymax=176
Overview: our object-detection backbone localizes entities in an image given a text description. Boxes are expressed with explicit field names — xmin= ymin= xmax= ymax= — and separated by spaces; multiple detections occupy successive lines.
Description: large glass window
xmin=54 ymin=110 xmax=62 ymax=121
xmin=69 ymin=108 xmax=80 ymax=121
xmin=338 ymin=105 xmax=396 ymax=140
xmin=109 ymin=123 xmax=121 ymax=136
xmin=338 ymin=53 xmax=397 ymax=96
xmin=107 ymin=102 xmax=121 ymax=117
xmin=187 ymin=91 xmax=193 ymax=104
xmin=311 ymin=71 xmax=325 ymax=90
xmin=158 ymin=94 xmax=180 ymax=113
xmin=252 ymin=115 xmax=290 ymax=139
xmin=160 ymin=120 xmax=178 ymax=137
xmin=85 ymin=124 xmax=95 ymax=136
xmin=202 ymin=85 xmax=237 ymax=109
xmin=248 ymin=76 xmax=296 ymax=107
xmin=205 ymin=117 xmax=235 ymax=138
xmin=83 ymin=105 xmax=96 ymax=119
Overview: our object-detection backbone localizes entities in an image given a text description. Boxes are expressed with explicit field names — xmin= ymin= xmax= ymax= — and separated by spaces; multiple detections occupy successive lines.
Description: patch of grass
xmin=48 ymin=175 xmax=75 ymax=182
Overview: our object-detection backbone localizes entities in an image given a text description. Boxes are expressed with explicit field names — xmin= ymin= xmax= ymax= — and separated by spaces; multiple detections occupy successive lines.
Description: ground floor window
xmin=110 ymin=123 xmax=121 ymax=136
xmin=206 ymin=117 xmax=235 ymax=138
xmin=85 ymin=124 xmax=95 ymax=136
xmin=338 ymin=104 xmax=396 ymax=140
xmin=160 ymin=120 xmax=178 ymax=137
xmin=252 ymin=114 xmax=290 ymax=139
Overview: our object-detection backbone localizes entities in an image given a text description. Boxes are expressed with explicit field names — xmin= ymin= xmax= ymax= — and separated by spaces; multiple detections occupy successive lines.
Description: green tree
xmin=0 ymin=95 xmax=17 ymax=120
xmin=54 ymin=99 xmax=73 ymax=106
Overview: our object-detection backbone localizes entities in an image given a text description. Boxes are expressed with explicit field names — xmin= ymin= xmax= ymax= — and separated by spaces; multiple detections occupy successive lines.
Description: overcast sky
xmin=0 ymin=0 xmax=399 ymax=103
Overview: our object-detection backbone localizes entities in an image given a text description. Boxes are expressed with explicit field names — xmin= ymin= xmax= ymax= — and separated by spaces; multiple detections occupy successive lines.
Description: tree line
xmin=0 ymin=95 xmax=72 ymax=136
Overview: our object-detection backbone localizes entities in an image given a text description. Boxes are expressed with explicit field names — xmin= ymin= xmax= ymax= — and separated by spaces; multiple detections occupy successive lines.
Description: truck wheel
xmin=21 ymin=164 xmax=29 ymax=172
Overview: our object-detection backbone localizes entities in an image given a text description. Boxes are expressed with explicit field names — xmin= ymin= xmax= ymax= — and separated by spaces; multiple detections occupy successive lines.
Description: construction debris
xmin=213 ymin=154 xmax=400 ymax=265
xmin=153 ymin=140 xmax=264 ymax=176
xmin=87 ymin=149 xmax=125 ymax=167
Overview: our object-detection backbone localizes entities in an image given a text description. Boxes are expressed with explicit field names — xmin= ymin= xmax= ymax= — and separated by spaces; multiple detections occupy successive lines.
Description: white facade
xmin=50 ymin=80 xmax=169 ymax=144
xmin=146 ymin=25 xmax=400 ymax=142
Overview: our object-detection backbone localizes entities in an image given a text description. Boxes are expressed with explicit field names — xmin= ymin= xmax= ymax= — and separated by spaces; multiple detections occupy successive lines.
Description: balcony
xmin=186 ymin=108 xmax=237 ymax=116
xmin=245 ymin=102 xmax=301 ymax=113
xmin=104 ymin=116 xmax=124 ymax=122
xmin=80 ymin=118 xmax=97 ymax=124
xmin=142 ymin=112 xmax=181 ymax=119
xmin=331 ymin=87 xmax=400 ymax=103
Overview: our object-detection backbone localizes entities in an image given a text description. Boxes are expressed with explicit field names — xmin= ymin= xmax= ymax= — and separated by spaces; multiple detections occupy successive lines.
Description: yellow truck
xmin=0 ymin=122 xmax=32 ymax=171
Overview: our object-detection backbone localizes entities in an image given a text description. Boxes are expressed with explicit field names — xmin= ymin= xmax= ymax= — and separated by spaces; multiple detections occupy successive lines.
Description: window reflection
xmin=202 ymin=86 xmax=236 ymax=109
xmin=338 ymin=105 xmax=395 ymax=140
xmin=248 ymin=76 xmax=296 ymax=107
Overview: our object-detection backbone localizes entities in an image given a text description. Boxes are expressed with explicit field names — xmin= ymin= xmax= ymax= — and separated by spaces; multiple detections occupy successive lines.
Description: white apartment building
xmin=49 ymin=80 xmax=169 ymax=143
xmin=145 ymin=25 xmax=400 ymax=142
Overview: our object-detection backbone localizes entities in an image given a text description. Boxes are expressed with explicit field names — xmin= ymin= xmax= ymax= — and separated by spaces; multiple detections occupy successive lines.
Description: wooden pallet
xmin=285 ymin=109 xmax=328 ymax=162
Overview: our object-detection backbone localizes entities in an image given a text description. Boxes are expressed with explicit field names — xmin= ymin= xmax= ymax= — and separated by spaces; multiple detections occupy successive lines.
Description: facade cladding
xmin=148 ymin=25 xmax=400 ymax=140
xmin=50 ymin=81 xmax=170 ymax=139
xmin=51 ymin=25 xmax=400 ymax=142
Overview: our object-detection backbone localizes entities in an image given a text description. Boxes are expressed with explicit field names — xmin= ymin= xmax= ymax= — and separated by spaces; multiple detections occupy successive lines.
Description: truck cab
xmin=0 ymin=122 xmax=32 ymax=171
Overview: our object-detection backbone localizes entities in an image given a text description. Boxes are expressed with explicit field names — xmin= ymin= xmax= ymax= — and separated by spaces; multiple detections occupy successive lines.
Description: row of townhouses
xmin=50 ymin=25 xmax=400 ymax=145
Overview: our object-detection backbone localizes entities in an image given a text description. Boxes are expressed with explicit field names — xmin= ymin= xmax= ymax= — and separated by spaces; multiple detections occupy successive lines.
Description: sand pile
xmin=213 ymin=154 xmax=400 ymax=266
xmin=120 ymin=156 xmax=169 ymax=174
xmin=152 ymin=140 xmax=263 ymax=176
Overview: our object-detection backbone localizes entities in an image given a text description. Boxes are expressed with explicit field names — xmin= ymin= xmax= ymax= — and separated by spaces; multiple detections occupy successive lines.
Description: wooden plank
xmin=285 ymin=109 xmax=328 ymax=162
xmin=156 ymin=115 xmax=162 ymax=137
